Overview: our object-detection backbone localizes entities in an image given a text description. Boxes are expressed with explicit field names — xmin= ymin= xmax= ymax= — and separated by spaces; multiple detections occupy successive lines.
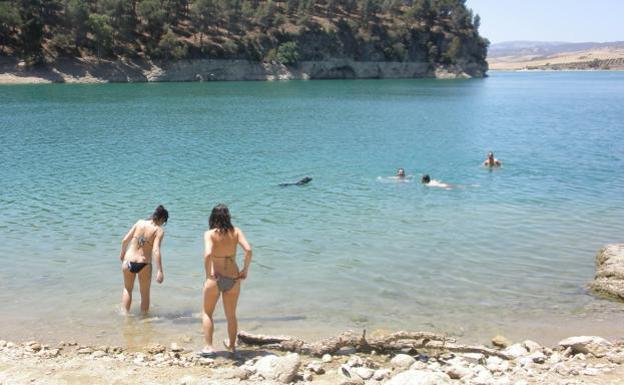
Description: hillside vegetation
xmin=0 ymin=0 xmax=487 ymax=71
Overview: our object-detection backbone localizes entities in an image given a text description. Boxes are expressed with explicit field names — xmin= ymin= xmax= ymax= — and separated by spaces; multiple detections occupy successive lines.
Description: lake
xmin=1 ymin=72 xmax=623 ymax=348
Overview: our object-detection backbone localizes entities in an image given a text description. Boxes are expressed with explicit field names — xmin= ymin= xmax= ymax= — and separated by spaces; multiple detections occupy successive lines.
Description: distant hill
xmin=489 ymin=41 xmax=624 ymax=58
xmin=487 ymin=41 xmax=624 ymax=71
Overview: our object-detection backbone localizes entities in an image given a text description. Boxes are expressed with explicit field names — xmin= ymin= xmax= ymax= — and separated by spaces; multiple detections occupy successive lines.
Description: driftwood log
xmin=237 ymin=330 xmax=512 ymax=360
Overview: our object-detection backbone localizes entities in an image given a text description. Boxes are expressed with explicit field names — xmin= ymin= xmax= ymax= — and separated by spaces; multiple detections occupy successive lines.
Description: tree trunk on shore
xmin=237 ymin=330 xmax=513 ymax=360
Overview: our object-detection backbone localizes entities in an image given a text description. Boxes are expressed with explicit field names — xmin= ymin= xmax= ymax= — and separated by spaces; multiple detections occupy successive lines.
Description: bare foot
xmin=222 ymin=339 xmax=236 ymax=352
xmin=199 ymin=346 xmax=216 ymax=357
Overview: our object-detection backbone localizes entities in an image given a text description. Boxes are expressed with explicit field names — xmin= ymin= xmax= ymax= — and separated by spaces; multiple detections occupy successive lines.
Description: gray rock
xmin=492 ymin=335 xmax=511 ymax=348
xmin=557 ymin=336 xmax=612 ymax=357
xmin=461 ymin=352 xmax=485 ymax=364
xmin=146 ymin=344 xmax=166 ymax=354
xmin=302 ymin=372 xmax=313 ymax=382
xmin=336 ymin=346 xmax=357 ymax=355
xmin=306 ymin=361 xmax=325 ymax=374
xmin=352 ymin=367 xmax=374 ymax=380
xmin=502 ymin=343 xmax=528 ymax=359
xmin=385 ymin=370 xmax=452 ymax=385
xmin=588 ymin=244 xmax=624 ymax=300
xmin=254 ymin=353 xmax=301 ymax=383
xmin=390 ymin=353 xmax=416 ymax=369
xmin=373 ymin=368 xmax=392 ymax=380
xmin=522 ymin=340 xmax=542 ymax=353
xmin=346 ymin=355 xmax=363 ymax=367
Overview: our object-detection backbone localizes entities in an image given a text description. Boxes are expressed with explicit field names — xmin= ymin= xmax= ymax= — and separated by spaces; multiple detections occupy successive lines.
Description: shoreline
xmin=2 ymin=330 xmax=624 ymax=384
xmin=0 ymin=56 xmax=484 ymax=85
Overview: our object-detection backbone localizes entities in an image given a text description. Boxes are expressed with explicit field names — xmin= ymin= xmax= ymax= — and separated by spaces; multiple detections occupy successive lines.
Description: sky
xmin=465 ymin=0 xmax=624 ymax=44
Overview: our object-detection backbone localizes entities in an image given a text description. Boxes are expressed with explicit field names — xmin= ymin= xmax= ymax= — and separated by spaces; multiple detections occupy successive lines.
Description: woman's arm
xmin=204 ymin=231 xmax=215 ymax=279
xmin=153 ymin=228 xmax=165 ymax=284
xmin=237 ymin=228 xmax=252 ymax=279
xmin=119 ymin=222 xmax=137 ymax=261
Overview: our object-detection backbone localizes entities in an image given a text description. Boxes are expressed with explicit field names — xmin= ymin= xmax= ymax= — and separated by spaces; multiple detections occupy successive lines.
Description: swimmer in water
xmin=421 ymin=174 xmax=452 ymax=189
xmin=396 ymin=168 xmax=406 ymax=178
xmin=483 ymin=151 xmax=502 ymax=167
xmin=279 ymin=176 xmax=312 ymax=187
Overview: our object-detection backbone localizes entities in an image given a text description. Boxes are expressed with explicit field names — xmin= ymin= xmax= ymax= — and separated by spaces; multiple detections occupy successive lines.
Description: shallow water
xmin=1 ymin=72 xmax=623 ymax=347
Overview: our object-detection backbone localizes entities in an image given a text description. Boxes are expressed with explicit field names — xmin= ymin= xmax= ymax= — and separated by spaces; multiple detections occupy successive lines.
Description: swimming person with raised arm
xmin=483 ymin=151 xmax=502 ymax=167
xmin=202 ymin=204 xmax=252 ymax=356
xmin=119 ymin=205 xmax=168 ymax=314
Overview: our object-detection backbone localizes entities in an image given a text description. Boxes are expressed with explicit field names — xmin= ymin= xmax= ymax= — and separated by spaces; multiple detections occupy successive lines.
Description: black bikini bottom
xmin=127 ymin=261 xmax=149 ymax=273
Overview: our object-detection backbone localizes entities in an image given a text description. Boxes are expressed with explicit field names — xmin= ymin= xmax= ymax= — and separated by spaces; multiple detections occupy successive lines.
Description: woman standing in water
xmin=202 ymin=204 xmax=252 ymax=355
xmin=119 ymin=205 xmax=168 ymax=314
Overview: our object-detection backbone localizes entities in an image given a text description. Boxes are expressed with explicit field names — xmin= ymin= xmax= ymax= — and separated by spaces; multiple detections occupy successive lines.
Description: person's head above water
xmin=488 ymin=151 xmax=495 ymax=161
xmin=298 ymin=176 xmax=312 ymax=184
xmin=209 ymin=203 xmax=234 ymax=233
xmin=397 ymin=168 xmax=406 ymax=178
xmin=150 ymin=205 xmax=169 ymax=225
xmin=421 ymin=174 xmax=431 ymax=184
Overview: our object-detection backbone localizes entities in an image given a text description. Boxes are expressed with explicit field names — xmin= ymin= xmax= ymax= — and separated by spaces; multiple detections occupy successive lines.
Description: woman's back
xmin=126 ymin=220 xmax=160 ymax=262
xmin=209 ymin=228 xmax=239 ymax=257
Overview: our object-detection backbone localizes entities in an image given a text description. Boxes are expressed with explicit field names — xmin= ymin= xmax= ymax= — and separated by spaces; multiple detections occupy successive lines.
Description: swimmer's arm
xmin=119 ymin=222 xmax=137 ymax=261
xmin=237 ymin=228 xmax=252 ymax=280
xmin=153 ymin=228 xmax=164 ymax=284
xmin=203 ymin=231 xmax=215 ymax=279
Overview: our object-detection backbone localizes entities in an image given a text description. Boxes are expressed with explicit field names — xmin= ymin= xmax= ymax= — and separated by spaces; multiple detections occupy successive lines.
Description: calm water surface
xmin=1 ymin=72 xmax=623 ymax=347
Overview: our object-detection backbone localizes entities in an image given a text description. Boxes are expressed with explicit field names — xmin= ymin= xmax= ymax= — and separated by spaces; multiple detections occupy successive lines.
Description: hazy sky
xmin=466 ymin=0 xmax=624 ymax=43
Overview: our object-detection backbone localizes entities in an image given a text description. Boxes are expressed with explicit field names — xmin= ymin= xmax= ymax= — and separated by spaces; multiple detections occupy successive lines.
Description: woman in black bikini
xmin=119 ymin=205 xmax=168 ymax=314
xmin=202 ymin=204 xmax=252 ymax=355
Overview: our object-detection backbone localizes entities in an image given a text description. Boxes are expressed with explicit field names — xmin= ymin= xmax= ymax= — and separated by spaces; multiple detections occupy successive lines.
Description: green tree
xmin=65 ymin=0 xmax=89 ymax=48
xmin=156 ymin=26 xmax=188 ymax=59
xmin=191 ymin=0 xmax=217 ymax=46
xmin=88 ymin=13 xmax=114 ymax=58
xmin=275 ymin=41 xmax=298 ymax=65
xmin=0 ymin=1 xmax=22 ymax=49
xmin=18 ymin=0 xmax=45 ymax=58
xmin=137 ymin=0 xmax=166 ymax=36
xmin=442 ymin=35 xmax=461 ymax=63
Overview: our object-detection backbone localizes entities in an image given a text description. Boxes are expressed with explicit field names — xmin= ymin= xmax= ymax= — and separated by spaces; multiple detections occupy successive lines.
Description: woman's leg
xmin=121 ymin=264 xmax=135 ymax=313
xmin=137 ymin=264 xmax=153 ymax=314
xmin=202 ymin=279 xmax=220 ymax=352
xmin=222 ymin=280 xmax=241 ymax=351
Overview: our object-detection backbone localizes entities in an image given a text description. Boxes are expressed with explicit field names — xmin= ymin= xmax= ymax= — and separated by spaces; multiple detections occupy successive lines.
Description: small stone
xmin=445 ymin=364 xmax=471 ymax=379
xmin=254 ymin=353 xmax=301 ymax=383
xmin=198 ymin=357 xmax=213 ymax=366
xmin=92 ymin=350 xmax=107 ymax=358
xmin=302 ymin=372 xmax=313 ymax=381
xmin=522 ymin=340 xmax=542 ymax=353
xmin=336 ymin=346 xmax=357 ymax=356
xmin=46 ymin=348 xmax=60 ymax=357
xmin=6 ymin=342 xmax=15 ymax=348
xmin=170 ymin=343 xmax=183 ymax=352
xmin=0 ymin=340 xmax=6 ymax=347
xmin=146 ymin=344 xmax=166 ymax=354
xmin=352 ymin=367 xmax=374 ymax=380
xmin=528 ymin=351 xmax=546 ymax=364
xmin=472 ymin=368 xmax=494 ymax=385
xmin=346 ymin=355 xmax=363 ymax=367
xmin=409 ymin=361 xmax=427 ymax=370
xmin=306 ymin=361 xmax=325 ymax=374
xmin=182 ymin=336 xmax=192 ymax=343
xmin=461 ymin=352 xmax=485 ymax=364
xmin=581 ymin=368 xmax=600 ymax=376
xmin=492 ymin=336 xmax=511 ymax=348
xmin=321 ymin=354 xmax=332 ymax=363
xmin=606 ymin=352 xmax=624 ymax=364
xmin=339 ymin=379 xmax=364 ymax=385
xmin=502 ymin=343 xmax=528 ymax=359
xmin=77 ymin=347 xmax=93 ymax=354
xmin=557 ymin=336 xmax=613 ymax=358
xmin=373 ymin=368 xmax=392 ymax=381
xmin=548 ymin=352 xmax=562 ymax=364
xmin=391 ymin=353 xmax=416 ymax=369
xmin=385 ymin=370 xmax=452 ymax=385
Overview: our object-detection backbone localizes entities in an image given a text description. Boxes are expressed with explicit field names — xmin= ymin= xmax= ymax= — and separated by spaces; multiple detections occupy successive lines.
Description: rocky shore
xmin=2 ymin=332 xmax=624 ymax=385
xmin=0 ymin=57 xmax=483 ymax=84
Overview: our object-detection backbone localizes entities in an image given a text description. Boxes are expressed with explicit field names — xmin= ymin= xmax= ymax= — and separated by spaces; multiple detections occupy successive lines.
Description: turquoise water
xmin=1 ymin=72 xmax=623 ymax=347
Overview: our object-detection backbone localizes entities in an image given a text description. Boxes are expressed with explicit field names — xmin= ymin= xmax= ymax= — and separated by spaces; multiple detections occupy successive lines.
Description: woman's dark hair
xmin=209 ymin=204 xmax=234 ymax=233
xmin=421 ymin=174 xmax=431 ymax=184
xmin=150 ymin=205 xmax=169 ymax=224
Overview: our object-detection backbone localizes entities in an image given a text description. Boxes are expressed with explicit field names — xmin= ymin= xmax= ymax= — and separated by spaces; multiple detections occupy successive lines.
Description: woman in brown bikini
xmin=119 ymin=205 xmax=168 ymax=314
xmin=202 ymin=204 xmax=252 ymax=355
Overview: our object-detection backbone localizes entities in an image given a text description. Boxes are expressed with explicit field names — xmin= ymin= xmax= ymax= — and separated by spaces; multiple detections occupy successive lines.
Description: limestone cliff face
xmin=0 ymin=57 xmax=485 ymax=84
